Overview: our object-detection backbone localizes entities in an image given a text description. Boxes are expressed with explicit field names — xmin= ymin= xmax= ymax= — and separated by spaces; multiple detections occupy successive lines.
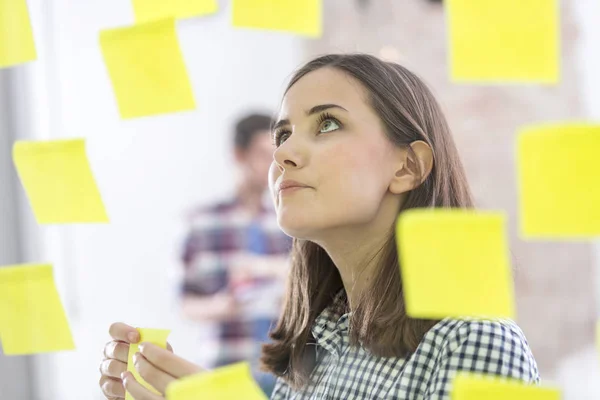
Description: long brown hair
xmin=261 ymin=53 xmax=474 ymax=389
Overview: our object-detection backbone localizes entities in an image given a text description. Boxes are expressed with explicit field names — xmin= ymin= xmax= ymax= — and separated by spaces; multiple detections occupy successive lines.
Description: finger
xmin=139 ymin=342 xmax=202 ymax=378
xmin=109 ymin=322 xmax=140 ymax=343
xmin=104 ymin=341 xmax=130 ymax=363
xmin=122 ymin=372 xmax=164 ymax=400
xmin=100 ymin=358 xmax=127 ymax=379
xmin=99 ymin=375 xmax=125 ymax=399
xmin=134 ymin=352 xmax=176 ymax=394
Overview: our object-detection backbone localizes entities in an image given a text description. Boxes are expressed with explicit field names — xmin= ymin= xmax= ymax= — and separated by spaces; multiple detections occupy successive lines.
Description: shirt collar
xmin=311 ymin=289 xmax=352 ymax=353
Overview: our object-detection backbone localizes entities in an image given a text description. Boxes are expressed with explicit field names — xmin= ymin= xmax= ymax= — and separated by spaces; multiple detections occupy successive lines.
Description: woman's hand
xmin=99 ymin=322 xmax=140 ymax=399
xmin=123 ymin=341 xmax=203 ymax=399
xmin=99 ymin=322 xmax=203 ymax=399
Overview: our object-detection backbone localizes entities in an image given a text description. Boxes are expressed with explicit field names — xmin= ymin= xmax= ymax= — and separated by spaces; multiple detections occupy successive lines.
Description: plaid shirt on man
xmin=271 ymin=290 xmax=540 ymax=399
xmin=180 ymin=195 xmax=292 ymax=368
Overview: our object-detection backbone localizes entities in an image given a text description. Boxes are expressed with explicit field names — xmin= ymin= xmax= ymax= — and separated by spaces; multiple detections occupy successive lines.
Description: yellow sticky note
xmin=396 ymin=209 xmax=515 ymax=319
xmin=517 ymin=123 xmax=600 ymax=238
xmin=166 ymin=362 xmax=267 ymax=400
xmin=0 ymin=0 xmax=37 ymax=68
xmin=446 ymin=0 xmax=559 ymax=83
xmin=0 ymin=264 xmax=75 ymax=355
xmin=99 ymin=18 xmax=196 ymax=119
xmin=131 ymin=0 xmax=218 ymax=23
xmin=232 ymin=0 xmax=322 ymax=38
xmin=451 ymin=373 xmax=561 ymax=400
xmin=126 ymin=328 xmax=171 ymax=400
xmin=13 ymin=139 xmax=109 ymax=224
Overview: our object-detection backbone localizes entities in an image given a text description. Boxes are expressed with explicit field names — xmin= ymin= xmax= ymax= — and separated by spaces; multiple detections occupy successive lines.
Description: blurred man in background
xmin=178 ymin=113 xmax=292 ymax=396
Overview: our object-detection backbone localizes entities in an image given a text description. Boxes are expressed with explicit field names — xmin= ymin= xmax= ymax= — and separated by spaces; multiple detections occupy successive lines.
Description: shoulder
xmin=270 ymin=377 xmax=292 ymax=400
xmin=426 ymin=318 xmax=535 ymax=360
xmin=188 ymin=198 xmax=238 ymax=217
xmin=411 ymin=318 xmax=540 ymax=398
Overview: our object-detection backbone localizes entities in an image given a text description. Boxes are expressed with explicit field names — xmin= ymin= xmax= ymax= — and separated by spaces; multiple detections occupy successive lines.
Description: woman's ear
xmin=408 ymin=140 xmax=434 ymax=184
xmin=389 ymin=140 xmax=434 ymax=194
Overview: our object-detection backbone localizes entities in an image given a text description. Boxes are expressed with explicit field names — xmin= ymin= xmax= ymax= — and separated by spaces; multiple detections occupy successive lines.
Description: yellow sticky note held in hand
xmin=396 ymin=209 xmax=515 ymax=319
xmin=99 ymin=17 xmax=196 ymax=119
xmin=13 ymin=139 xmax=109 ymax=224
xmin=451 ymin=373 xmax=561 ymax=400
xmin=131 ymin=0 xmax=218 ymax=23
xmin=126 ymin=328 xmax=171 ymax=400
xmin=0 ymin=264 xmax=75 ymax=355
xmin=517 ymin=123 xmax=600 ymax=238
xmin=232 ymin=0 xmax=322 ymax=38
xmin=0 ymin=0 xmax=37 ymax=68
xmin=166 ymin=362 xmax=267 ymax=400
xmin=446 ymin=0 xmax=559 ymax=83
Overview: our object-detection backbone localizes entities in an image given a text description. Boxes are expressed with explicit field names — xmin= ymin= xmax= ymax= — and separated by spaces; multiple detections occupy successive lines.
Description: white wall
xmin=554 ymin=1 xmax=600 ymax=399
xmin=13 ymin=0 xmax=302 ymax=398
xmin=573 ymin=0 xmax=600 ymax=314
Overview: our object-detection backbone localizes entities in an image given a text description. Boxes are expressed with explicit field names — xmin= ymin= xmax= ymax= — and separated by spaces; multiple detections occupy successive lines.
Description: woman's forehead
xmin=279 ymin=68 xmax=367 ymax=117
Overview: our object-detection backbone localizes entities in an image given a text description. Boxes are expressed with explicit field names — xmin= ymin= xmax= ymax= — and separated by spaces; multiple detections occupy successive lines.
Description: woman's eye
xmin=320 ymin=119 xmax=340 ymax=133
xmin=275 ymin=132 xmax=291 ymax=146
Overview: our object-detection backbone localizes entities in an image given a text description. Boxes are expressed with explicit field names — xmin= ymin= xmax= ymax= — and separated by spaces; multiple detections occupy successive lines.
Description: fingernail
xmin=128 ymin=332 xmax=139 ymax=343
xmin=139 ymin=343 xmax=147 ymax=354
xmin=121 ymin=371 xmax=127 ymax=380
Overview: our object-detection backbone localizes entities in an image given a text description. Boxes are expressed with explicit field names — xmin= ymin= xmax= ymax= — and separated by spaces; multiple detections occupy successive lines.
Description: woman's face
xmin=269 ymin=67 xmax=405 ymax=241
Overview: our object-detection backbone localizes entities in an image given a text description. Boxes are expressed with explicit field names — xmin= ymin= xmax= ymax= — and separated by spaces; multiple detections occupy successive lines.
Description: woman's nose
xmin=273 ymin=138 xmax=303 ymax=171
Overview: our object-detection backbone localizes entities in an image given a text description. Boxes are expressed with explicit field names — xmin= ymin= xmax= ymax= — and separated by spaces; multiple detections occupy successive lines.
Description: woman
xmin=99 ymin=54 xmax=539 ymax=399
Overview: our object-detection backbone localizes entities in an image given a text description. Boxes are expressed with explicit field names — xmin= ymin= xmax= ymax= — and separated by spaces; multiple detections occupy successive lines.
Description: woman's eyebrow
xmin=307 ymin=103 xmax=348 ymax=116
xmin=272 ymin=104 xmax=348 ymax=132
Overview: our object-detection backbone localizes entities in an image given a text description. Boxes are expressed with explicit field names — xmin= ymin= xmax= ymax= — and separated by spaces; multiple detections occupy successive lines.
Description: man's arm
xmin=180 ymin=292 xmax=240 ymax=322
xmin=179 ymin=226 xmax=241 ymax=323
xmin=229 ymin=254 xmax=290 ymax=282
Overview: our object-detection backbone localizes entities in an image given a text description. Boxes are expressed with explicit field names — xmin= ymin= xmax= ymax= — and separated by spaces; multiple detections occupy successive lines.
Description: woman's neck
xmin=315 ymin=225 xmax=393 ymax=310
xmin=313 ymin=192 xmax=401 ymax=309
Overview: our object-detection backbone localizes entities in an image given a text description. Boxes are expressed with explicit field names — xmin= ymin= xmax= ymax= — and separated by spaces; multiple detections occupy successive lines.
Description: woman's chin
xmin=277 ymin=218 xmax=315 ymax=241
xmin=279 ymin=225 xmax=311 ymax=240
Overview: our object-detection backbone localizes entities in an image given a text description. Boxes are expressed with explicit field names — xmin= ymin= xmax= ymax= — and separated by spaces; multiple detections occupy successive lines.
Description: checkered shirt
xmin=180 ymin=196 xmax=292 ymax=367
xmin=271 ymin=291 xmax=540 ymax=399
